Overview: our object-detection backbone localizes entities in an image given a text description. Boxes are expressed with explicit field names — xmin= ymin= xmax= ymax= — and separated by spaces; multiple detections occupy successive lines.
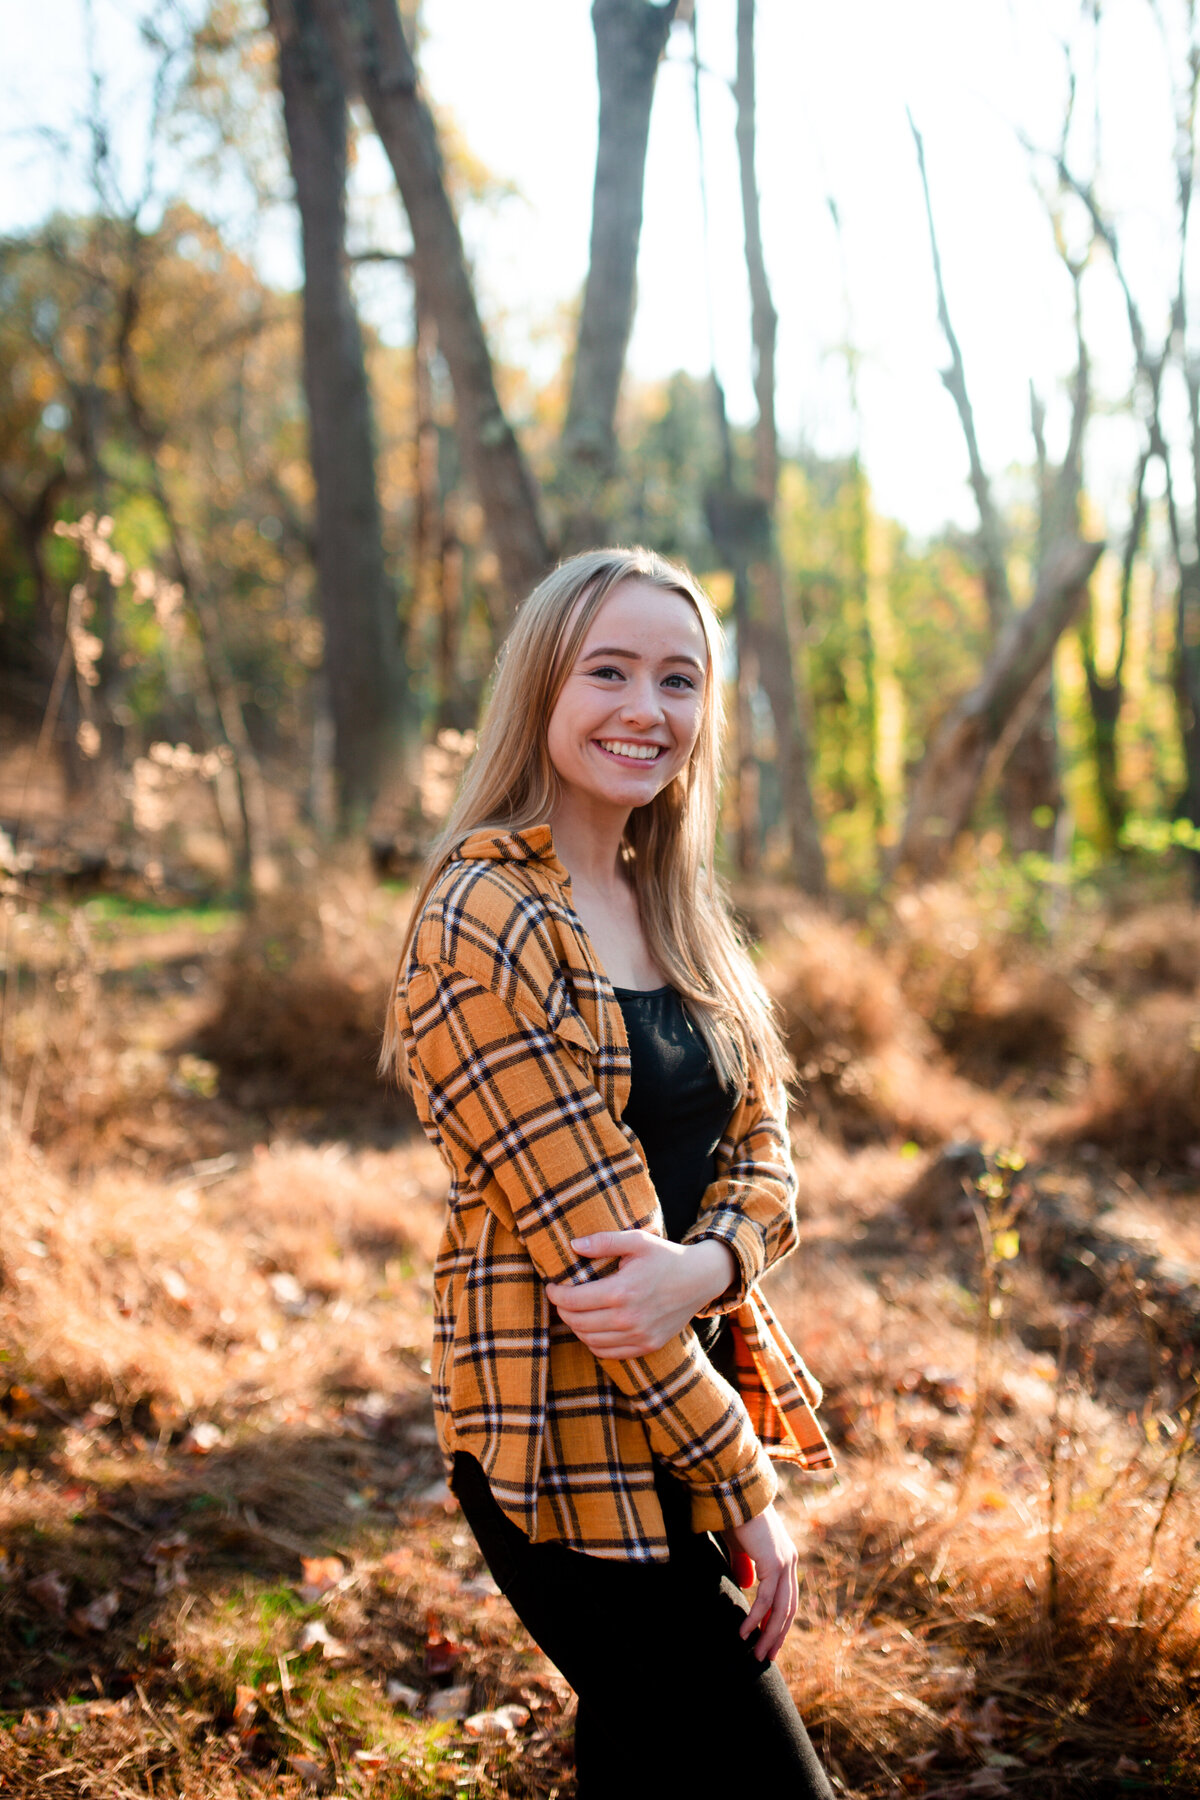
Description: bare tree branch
xmin=909 ymin=109 xmax=1012 ymax=633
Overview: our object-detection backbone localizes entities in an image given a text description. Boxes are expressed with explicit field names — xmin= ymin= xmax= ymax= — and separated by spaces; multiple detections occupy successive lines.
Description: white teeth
xmin=597 ymin=741 xmax=662 ymax=761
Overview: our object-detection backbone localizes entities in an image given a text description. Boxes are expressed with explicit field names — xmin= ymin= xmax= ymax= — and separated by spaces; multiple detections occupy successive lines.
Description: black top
xmin=613 ymin=984 xmax=739 ymax=1369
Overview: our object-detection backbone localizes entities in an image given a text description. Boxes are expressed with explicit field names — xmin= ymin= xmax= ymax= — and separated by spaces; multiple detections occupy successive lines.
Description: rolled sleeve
xmin=683 ymin=1081 xmax=799 ymax=1314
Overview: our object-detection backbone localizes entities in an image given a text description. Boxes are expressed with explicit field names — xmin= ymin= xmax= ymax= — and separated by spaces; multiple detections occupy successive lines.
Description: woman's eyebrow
xmin=580 ymin=644 xmax=706 ymax=672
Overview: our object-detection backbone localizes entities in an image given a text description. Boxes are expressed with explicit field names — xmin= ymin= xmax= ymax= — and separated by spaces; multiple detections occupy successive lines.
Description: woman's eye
xmin=586 ymin=665 xmax=624 ymax=681
xmin=664 ymin=674 xmax=697 ymax=691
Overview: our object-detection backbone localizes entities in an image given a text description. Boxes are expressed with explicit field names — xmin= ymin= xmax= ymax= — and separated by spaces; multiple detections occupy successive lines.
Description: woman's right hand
xmin=724 ymin=1503 xmax=799 ymax=1663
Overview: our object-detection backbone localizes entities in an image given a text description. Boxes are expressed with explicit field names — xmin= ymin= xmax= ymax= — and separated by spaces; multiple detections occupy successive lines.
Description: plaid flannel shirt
xmin=396 ymin=826 xmax=834 ymax=1563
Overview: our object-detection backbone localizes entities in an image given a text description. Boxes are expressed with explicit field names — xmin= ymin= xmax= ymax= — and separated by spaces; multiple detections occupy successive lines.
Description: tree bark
xmin=558 ymin=0 xmax=677 ymax=549
xmin=734 ymin=0 xmax=826 ymax=896
xmin=1176 ymin=334 xmax=1200 ymax=882
xmin=270 ymin=0 xmax=401 ymax=828
xmin=895 ymin=537 xmax=1104 ymax=881
xmin=1081 ymin=445 xmax=1147 ymax=847
xmin=315 ymin=0 xmax=549 ymax=614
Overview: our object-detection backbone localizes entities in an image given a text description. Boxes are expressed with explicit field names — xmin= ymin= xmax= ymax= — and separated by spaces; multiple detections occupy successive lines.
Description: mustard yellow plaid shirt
xmin=396 ymin=826 xmax=834 ymax=1563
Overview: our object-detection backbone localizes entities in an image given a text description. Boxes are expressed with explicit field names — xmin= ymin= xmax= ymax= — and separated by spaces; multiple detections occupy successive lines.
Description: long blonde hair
xmin=380 ymin=547 xmax=790 ymax=1100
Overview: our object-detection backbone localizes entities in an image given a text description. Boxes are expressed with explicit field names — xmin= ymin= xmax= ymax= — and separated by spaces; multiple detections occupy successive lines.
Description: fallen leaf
xmin=426 ymin=1684 xmax=473 ymax=1721
xmin=182 ymin=1421 xmax=223 ymax=1454
xmin=971 ymin=1696 xmax=1005 ymax=1743
xmin=354 ymin=1748 xmax=390 ymax=1770
xmin=72 ymin=1590 xmax=119 ymax=1632
xmin=457 ymin=1571 xmax=500 ymax=1598
xmin=423 ymin=1618 xmax=461 ymax=1678
xmin=159 ymin=1266 xmax=190 ymax=1302
xmin=145 ymin=1532 xmax=191 ymax=1595
xmin=385 ymin=1680 xmax=422 ymax=1712
xmin=286 ymin=1754 xmax=326 ymax=1787
xmin=298 ymin=1555 xmax=345 ymax=1602
xmin=965 ymin=1773 xmax=1011 ymax=1796
xmin=415 ymin=1478 xmax=457 ymax=1512
xmin=269 ymin=1271 xmax=309 ymax=1315
xmin=233 ymin=1685 xmax=259 ymax=1730
xmin=26 ymin=1570 xmax=69 ymax=1616
xmin=297 ymin=1619 xmax=350 ymax=1660
xmin=464 ymin=1703 xmax=530 ymax=1740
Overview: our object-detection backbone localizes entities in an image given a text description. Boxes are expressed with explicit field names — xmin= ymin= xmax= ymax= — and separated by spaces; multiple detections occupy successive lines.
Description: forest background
xmin=3 ymin=2 xmax=1200 ymax=1796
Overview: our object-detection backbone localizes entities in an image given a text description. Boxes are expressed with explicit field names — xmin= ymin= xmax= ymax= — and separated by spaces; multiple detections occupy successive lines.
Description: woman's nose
xmin=619 ymin=676 xmax=663 ymax=724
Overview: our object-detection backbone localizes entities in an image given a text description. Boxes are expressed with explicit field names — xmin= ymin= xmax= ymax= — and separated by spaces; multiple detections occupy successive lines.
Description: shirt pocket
xmin=543 ymin=972 xmax=599 ymax=1075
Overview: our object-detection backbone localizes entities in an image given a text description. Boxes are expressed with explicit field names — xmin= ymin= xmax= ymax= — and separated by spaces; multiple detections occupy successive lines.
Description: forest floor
xmin=2 ymin=850 xmax=1200 ymax=1798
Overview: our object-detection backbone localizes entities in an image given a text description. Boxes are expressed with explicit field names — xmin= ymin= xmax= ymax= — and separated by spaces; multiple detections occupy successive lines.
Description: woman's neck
xmin=546 ymin=803 xmax=631 ymax=897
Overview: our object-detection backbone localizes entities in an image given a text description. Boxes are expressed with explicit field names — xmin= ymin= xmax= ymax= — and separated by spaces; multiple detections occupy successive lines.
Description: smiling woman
xmin=381 ymin=548 xmax=835 ymax=1798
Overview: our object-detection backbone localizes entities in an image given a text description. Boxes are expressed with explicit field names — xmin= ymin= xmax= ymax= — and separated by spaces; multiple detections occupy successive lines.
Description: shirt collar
xmin=451 ymin=824 xmax=571 ymax=888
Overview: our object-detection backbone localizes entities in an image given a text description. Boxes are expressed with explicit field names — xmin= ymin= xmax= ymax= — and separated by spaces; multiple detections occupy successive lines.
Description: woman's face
xmin=545 ymin=577 xmax=708 ymax=826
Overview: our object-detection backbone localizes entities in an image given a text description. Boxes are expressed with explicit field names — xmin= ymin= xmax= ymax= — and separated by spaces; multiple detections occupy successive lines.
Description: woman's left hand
xmin=545 ymin=1231 xmax=735 ymax=1358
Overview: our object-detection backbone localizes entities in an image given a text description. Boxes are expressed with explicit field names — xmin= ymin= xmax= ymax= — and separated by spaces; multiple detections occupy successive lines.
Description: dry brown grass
xmin=0 ymin=1131 xmax=444 ymax=1417
xmin=762 ymin=906 xmax=1008 ymax=1148
xmin=888 ymin=886 xmax=1081 ymax=1092
xmin=1054 ymin=991 xmax=1200 ymax=1168
xmin=196 ymin=874 xmax=413 ymax=1122
xmin=3 ymin=872 xmax=1200 ymax=1796
xmin=1081 ymin=903 xmax=1200 ymax=1000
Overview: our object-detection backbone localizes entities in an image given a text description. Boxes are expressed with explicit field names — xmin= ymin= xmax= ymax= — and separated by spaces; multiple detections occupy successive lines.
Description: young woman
xmin=382 ymin=548 xmax=835 ymax=1796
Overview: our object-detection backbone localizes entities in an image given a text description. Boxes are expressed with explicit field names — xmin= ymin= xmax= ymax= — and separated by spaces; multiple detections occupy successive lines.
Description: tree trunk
xmin=271 ymin=0 xmax=401 ymax=828
xmin=997 ymin=682 xmax=1062 ymax=854
xmin=558 ymin=0 xmax=677 ymax=549
xmin=1081 ymin=445 xmax=1147 ymax=847
xmin=895 ymin=537 xmax=1104 ymax=881
xmin=1175 ymin=558 xmax=1200 ymax=869
xmin=734 ymin=0 xmax=826 ymax=896
xmin=315 ymin=0 xmax=549 ymax=614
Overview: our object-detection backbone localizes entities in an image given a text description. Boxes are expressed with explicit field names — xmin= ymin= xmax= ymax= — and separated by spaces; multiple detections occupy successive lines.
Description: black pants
xmin=450 ymin=1453 xmax=835 ymax=1799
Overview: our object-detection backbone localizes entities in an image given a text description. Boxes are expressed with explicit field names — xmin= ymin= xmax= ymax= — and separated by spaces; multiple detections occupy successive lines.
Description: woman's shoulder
xmin=409 ymin=828 xmax=571 ymax=1010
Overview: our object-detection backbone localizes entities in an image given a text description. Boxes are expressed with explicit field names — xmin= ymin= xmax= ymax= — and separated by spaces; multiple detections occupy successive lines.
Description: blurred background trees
xmin=3 ymin=0 xmax=1199 ymax=903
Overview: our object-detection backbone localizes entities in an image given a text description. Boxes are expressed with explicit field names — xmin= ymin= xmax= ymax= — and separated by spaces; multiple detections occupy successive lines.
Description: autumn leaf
xmin=145 ymin=1532 xmax=191 ymax=1595
xmin=233 ymin=1684 xmax=259 ymax=1730
xmin=297 ymin=1554 xmax=345 ymax=1602
xmin=354 ymin=1748 xmax=390 ymax=1770
xmin=72 ymin=1590 xmax=119 ymax=1633
xmin=286 ymin=1754 xmax=327 ymax=1788
xmin=385 ymin=1679 xmax=422 ymax=1712
xmin=181 ymin=1421 xmax=223 ymax=1454
xmin=297 ymin=1619 xmax=350 ymax=1660
xmin=423 ymin=1613 xmax=461 ymax=1677
xmin=26 ymin=1570 xmax=69 ymax=1616
xmin=464 ymin=1703 xmax=530 ymax=1740
xmin=426 ymin=1684 xmax=473 ymax=1721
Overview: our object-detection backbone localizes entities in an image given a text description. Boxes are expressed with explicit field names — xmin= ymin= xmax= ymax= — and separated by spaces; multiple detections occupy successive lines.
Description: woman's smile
xmin=593 ymin=738 xmax=667 ymax=763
